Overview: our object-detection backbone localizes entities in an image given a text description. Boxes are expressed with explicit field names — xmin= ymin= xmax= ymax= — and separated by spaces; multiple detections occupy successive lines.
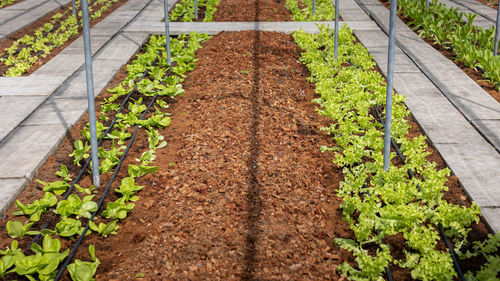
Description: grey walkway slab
xmin=0 ymin=96 xmax=46 ymax=142
xmin=433 ymin=142 xmax=500 ymax=207
xmin=349 ymin=0 xmax=500 ymax=232
xmin=0 ymin=179 xmax=25 ymax=218
xmin=125 ymin=20 xmax=379 ymax=34
xmin=0 ymin=76 xmax=67 ymax=96
xmin=0 ymin=123 xmax=68 ymax=179
xmin=0 ymin=0 xmax=71 ymax=40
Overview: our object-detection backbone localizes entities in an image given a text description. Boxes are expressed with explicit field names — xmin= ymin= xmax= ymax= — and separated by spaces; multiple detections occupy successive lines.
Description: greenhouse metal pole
xmin=313 ymin=0 xmax=316 ymax=15
xmin=494 ymin=3 xmax=499 ymax=55
xmin=195 ymin=0 xmax=198 ymax=19
xmin=81 ymin=0 xmax=100 ymax=187
xmin=334 ymin=0 xmax=339 ymax=61
xmin=426 ymin=0 xmax=429 ymax=9
xmin=163 ymin=0 xmax=172 ymax=65
xmin=383 ymin=0 xmax=397 ymax=171
xmin=72 ymin=0 xmax=76 ymax=16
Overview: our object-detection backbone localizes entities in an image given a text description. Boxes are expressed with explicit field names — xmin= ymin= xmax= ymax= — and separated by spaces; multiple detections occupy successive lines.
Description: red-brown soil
xmin=379 ymin=0 xmax=500 ymax=103
xmin=213 ymin=0 xmax=292 ymax=21
xmin=0 ymin=0 xmax=128 ymax=76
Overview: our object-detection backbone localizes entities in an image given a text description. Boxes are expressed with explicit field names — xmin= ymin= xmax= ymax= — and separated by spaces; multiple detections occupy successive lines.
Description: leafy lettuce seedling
xmin=115 ymin=177 xmax=144 ymax=201
xmin=6 ymin=220 xmax=38 ymax=239
xmin=128 ymin=164 xmax=158 ymax=178
xmin=14 ymin=235 xmax=70 ymax=281
xmin=0 ymin=240 xmax=21 ymax=278
xmin=40 ymin=218 xmax=84 ymax=238
xmin=75 ymin=184 xmax=96 ymax=195
xmin=67 ymin=245 xmax=100 ymax=281
xmin=69 ymin=140 xmax=90 ymax=166
xmin=36 ymin=180 xmax=70 ymax=195
xmin=55 ymin=194 xmax=97 ymax=219
xmin=89 ymin=220 xmax=119 ymax=237
xmin=55 ymin=165 xmax=72 ymax=182
xmin=12 ymin=192 xmax=57 ymax=222
xmin=101 ymin=198 xmax=135 ymax=220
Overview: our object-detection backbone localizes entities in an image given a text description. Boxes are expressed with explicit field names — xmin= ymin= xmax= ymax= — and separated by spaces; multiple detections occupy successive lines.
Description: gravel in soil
xmin=212 ymin=0 xmax=292 ymax=21
xmin=0 ymin=0 xmax=128 ymax=76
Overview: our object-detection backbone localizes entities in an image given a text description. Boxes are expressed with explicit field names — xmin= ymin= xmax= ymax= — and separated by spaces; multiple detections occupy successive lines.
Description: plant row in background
xmin=395 ymin=0 xmax=500 ymax=89
xmin=168 ymin=0 xmax=220 ymax=22
xmin=0 ymin=0 xmax=119 ymax=77
xmin=0 ymin=32 xmax=210 ymax=281
xmin=293 ymin=24 xmax=500 ymax=280
xmin=0 ymin=0 xmax=16 ymax=8
xmin=285 ymin=0 xmax=335 ymax=21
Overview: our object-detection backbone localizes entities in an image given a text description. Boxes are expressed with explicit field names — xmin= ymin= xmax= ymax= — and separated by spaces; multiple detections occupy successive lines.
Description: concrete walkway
xmin=350 ymin=0 xmax=500 ymax=232
xmin=0 ymin=0 xmax=177 ymax=217
xmin=125 ymin=20 xmax=379 ymax=34
xmin=0 ymin=0 xmax=71 ymax=40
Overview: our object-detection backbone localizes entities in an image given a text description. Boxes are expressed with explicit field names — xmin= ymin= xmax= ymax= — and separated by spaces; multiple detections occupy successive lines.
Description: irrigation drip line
xmin=48 ymin=38 xmax=184 ymax=279
xmin=26 ymin=51 xmax=163 ymax=250
xmin=53 ymin=64 xmax=176 ymax=280
xmin=385 ymin=265 xmax=394 ymax=281
xmin=372 ymin=105 xmax=466 ymax=281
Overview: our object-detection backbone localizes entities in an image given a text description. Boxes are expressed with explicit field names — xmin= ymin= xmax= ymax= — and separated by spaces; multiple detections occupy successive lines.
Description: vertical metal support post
xmin=383 ymin=0 xmax=397 ymax=171
xmin=426 ymin=0 xmax=429 ymax=9
xmin=81 ymin=0 xmax=100 ymax=187
xmin=494 ymin=2 xmax=499 ymax=55
xmin=72 ymin=0 xmax=76 ymax=16
xmin=194 ymin=0 xmax=198 ymax=19
xmin=334 ymin=0 xmax=339 ymax=61
xmin=163 ymin=0 xmax=172 ymax=65
xmin=313 ymin=0 xmax=316 ymax=15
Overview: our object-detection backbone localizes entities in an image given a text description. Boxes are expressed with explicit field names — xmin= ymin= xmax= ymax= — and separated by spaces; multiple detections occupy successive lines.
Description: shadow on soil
xmin=243 ymin=1 xmax=263 ymax=279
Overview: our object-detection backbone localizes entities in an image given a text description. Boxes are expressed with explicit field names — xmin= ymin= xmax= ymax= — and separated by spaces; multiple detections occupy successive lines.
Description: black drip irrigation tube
xmin=372 ymin=105 xmax=466 ymax=281
xmin=27 ymin=51 xmax=163 ymax=249
xmin=53 ymin=89 xmax=163 ymax=281
xmin=53 ymin=57 xmax=180 ymax=280
xmin=51 ymin=39 xmax=186 ymax=280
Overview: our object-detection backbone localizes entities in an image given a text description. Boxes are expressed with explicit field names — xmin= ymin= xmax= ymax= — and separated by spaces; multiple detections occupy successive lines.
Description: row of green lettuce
xmin=0 ymin=32 xmax=210 ymax=281
xmin=168 ymin=0 xmax=220 ymax=22
xmin=0 ymin=0 xmax=16 ymax=8
xmin=396 ymin=0 xmax=500 ymax=89
xmin=0 ymin=0 xmax=119 ymax=77
xmin=293 ymin=24 xmax=500 ymax=280
xmin=286 ymin=0 xmax=336 ymax=21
